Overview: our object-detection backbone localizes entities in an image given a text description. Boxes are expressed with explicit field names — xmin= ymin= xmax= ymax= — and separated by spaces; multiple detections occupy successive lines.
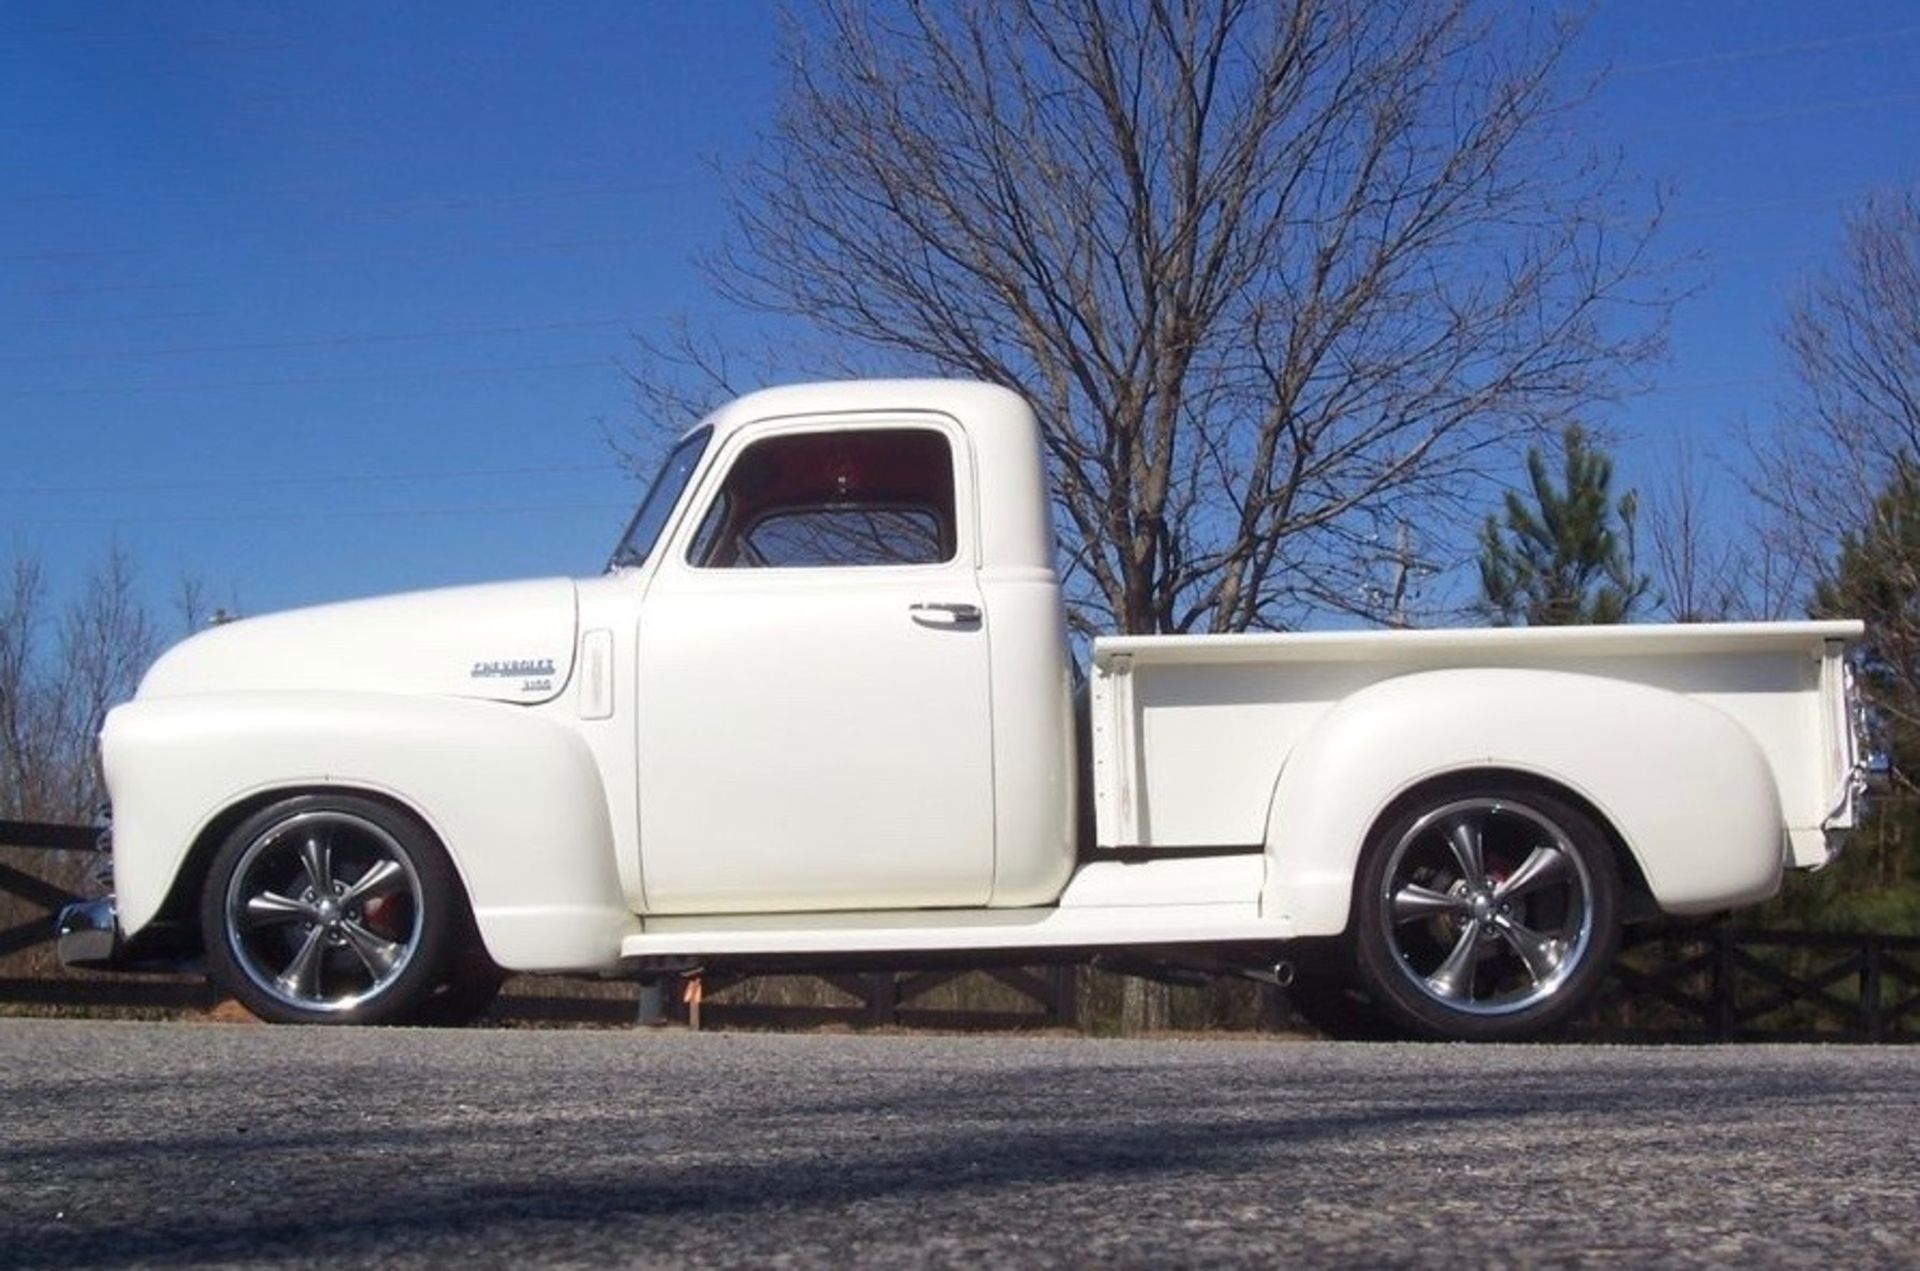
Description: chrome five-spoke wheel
xmin=202 ymin=794 xmax=459 ymax=1024
xmin=1354 ymin=785 xmax=1621 ymax=1041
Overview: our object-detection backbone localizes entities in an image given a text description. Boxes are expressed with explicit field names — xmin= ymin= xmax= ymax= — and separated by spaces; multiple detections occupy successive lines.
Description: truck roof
xmin=693 ymin=378 xmax=1031 ymax=445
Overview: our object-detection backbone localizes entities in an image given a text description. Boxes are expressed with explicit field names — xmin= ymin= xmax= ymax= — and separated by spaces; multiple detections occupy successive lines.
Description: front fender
xmin=1261 ymin=668 xmax=1784 ymax=936
xmin=103 ymin=692 xmax=636 ymax=972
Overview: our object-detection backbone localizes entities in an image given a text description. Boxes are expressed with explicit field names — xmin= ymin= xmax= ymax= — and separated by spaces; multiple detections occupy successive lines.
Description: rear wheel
xmin=1352 ymin=784 xmax=1620 ymax=1041
xmin=201 ymin=794 xmax=461 ymax=1025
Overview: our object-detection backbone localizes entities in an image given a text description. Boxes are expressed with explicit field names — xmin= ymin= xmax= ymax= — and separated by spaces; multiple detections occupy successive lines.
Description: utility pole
xmin=1388 ymin=521 xmax=1414 ymax=629
xmin=1382 ymin=521 xmax=1438 ymax=629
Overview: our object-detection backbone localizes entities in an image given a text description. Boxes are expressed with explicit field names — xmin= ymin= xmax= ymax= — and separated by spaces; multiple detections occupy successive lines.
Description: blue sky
xmin=2 ymin=2 xmax=1917 ymax=626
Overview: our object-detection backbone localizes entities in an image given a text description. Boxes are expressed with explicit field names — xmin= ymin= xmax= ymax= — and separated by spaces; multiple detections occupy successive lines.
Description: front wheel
xmin=414 ymin=947 xmax=508 ymax=1027
xmin=201 ymin=794 xmax=461 ymax=1025
xmin=1352 ymin=785 xmax=1620 ymax=1041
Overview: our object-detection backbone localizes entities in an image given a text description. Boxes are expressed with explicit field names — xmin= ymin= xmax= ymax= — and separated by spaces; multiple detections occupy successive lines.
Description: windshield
xmin=608 ymin=426 xmax=712 ymax=570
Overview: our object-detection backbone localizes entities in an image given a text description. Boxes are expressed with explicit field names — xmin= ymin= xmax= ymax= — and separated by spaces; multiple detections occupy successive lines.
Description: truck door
xmin=633 ymin=419 xmax=995 ymax=913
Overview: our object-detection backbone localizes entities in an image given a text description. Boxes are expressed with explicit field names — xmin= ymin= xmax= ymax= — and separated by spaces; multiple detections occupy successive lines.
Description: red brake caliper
xmin=360 ymin=894 xmax=406 ymax=939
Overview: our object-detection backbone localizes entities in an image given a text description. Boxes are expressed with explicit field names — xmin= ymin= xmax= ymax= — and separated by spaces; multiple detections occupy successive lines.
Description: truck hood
xmin=137 ymin=578 xmax=578 ymax=705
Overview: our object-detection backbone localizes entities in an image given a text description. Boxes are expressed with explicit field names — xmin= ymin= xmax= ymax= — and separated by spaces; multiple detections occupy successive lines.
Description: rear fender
xmin=1261 ymin=668 xmax=1783 ymax=935
xmin=103 ymin=692 xmax=635 ymax=972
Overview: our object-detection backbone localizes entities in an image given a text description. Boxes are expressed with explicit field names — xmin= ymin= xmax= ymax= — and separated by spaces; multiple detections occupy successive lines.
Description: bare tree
xmin=1753 ymin=191 xmax=1920 ymax=586
xmin=633 ymin=0 xmax=1670 ymax=634
xmin=0 ymin=546 xmax=161 ymax=823
xmin=1643 ymin=443 xmax=1774 ymax=625
xmin=1752 ymin=191 xmax=1920 ymax=791
xmin=0 ymin=555 xmax=57 ymax=818
xmin=53 ymin=546 xmax=158 ymax=817
xmin=622 ymin=319 xmax=786 ymax=479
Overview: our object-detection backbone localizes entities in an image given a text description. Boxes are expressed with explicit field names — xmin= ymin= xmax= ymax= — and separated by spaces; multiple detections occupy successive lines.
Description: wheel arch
xmin=147 ymin=782 xmax=478 ymax=955
xmin=1353 ymin=767 xmax=1654 ymax=922
xmin=1260 ymin=667 xmax=1786 ymax=936
xmin=103 ymin=691 xmax=640 ymax=973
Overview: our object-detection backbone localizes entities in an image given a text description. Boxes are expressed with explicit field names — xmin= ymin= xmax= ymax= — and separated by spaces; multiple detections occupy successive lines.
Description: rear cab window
xmin=690 ymin=428 xmax=957 ymax=569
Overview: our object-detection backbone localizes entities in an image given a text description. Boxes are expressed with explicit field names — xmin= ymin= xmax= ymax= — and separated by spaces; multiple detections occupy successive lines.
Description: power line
xmin=3 ymin=358 xmax=613 ymax=398
xmin=1663 ymin=194 xmax=1860 ymax=222
xmin=0 ymin=246 xmax=151 ymax=264
xmin=21 ymin=280 xmax=197 ymax=297
xmin=0 ymin=463 xmax=620 ymax=499
xmin=1706 ymin=249 xmax=1832 ymax=269
xmin=0 ymin=311 xmax=219 ymax=329
xmin=3 ymin=500 xmax=634 ymax=530
xmin=2 ymin=234 xmax=719 ymax=322
xmin=1625 ymin=90 xmax=1920 ymax=139
xmin=283 ymin=232 xmax=701 ymax=267
xmin=1 ymin=233 xmax=700 ymax=279
xmin=0 ymin=177 xmax=705 ymax=220
xmin=26 ymin=25 xmax=298 ymax=53
xmin=0 ymin=316 xmax=633 ymax=364
xmin=0 ymin=191 xmax=91 ymax=208
xmin=1641 ymin=375 xmax=1788 ymax=396
xmin=1614 ymin=24 xmax=1920 ymax=76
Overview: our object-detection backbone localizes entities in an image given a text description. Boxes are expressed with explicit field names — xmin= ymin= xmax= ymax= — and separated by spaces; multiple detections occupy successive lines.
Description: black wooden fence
xmin=1576 ymin=924 xmax=1920 ymax=1043
xmin=0 ymin=820 xmax=222 ymax=1012
xmin=0 ymin=822 xmax=1077 ymax=1029
xmin=4 ymin=823 xmax=1915 ymax=1040
xmin=0 ymin=819 xmax=95 ymax=961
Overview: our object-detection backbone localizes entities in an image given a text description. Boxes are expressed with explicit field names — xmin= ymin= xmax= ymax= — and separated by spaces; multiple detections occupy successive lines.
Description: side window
xmin=691 ymin=428 xmax=958 ymax=568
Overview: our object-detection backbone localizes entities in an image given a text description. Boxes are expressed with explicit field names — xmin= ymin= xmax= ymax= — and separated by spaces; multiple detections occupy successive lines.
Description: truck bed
xmin=1089 ymin=620 xmax=1863 ymax=868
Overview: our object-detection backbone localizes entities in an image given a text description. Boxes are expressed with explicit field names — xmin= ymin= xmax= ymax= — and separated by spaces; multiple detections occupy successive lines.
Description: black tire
xmin=200 ymin=793 xmax=462 ymax=1025
xmin=1351 ymin=782 xmax=1621 ymax=1042
xmin=1281 ymin=940 xmax=1399 ymax=1040
xmin=413 ymin=945 xmax=508 ymax=1027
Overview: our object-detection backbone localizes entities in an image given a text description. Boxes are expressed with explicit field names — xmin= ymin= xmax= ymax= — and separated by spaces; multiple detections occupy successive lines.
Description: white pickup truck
xmin=60 ymin=380 xmax=1872 ymax=1039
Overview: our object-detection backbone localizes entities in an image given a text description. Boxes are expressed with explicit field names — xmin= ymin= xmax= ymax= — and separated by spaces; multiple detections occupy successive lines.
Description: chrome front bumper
xmin=55 ymin=897 xmax=123 ymax=970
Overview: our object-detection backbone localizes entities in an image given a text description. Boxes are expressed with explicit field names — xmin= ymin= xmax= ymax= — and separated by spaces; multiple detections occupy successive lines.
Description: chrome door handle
xmin=909 ymin=601 xmax=982 ymax=626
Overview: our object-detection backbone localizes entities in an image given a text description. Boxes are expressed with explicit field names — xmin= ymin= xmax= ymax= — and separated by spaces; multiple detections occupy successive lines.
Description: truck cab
xmin=598 ymin=382 xmax=1076 ymax=916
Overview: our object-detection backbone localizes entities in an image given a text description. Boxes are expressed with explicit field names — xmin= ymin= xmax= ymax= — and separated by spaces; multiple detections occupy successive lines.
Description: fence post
xmin=1050 ymin=964 xmax=1079 ymax=1031
xmin=865 ymin=971 xmax=897 ymax=1026
xmin=637 ymin=977 xmax=665 ymax=1027
xmin=1864 ymin=937 xmax=1885 ymax=1044
xmin=1712 ymin=928 xmax=1735 ymax=1041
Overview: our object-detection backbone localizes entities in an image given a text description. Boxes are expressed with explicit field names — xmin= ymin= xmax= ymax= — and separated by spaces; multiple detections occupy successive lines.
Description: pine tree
xmin=1478 ymin=424 xmax=1651 ymax=626
xmin=1816 ymin=461 xmax=1920 ymax=771
xmin=1778 ymin=461 xmax=1920 ymax=933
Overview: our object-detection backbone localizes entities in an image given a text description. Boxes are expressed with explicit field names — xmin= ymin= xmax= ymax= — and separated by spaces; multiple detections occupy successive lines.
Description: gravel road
xmin=1 ymin=1019 xmax=1915 ymax=1268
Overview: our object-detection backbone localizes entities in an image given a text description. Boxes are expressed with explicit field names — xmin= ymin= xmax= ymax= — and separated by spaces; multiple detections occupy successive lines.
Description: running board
xmin=618 ymin=855 xmax=1286 ymax=960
